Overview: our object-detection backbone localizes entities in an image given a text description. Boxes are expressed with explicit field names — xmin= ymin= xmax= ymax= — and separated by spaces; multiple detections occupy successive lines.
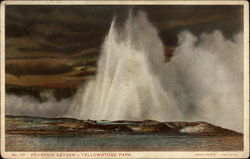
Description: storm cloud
xmin=5 ymin=5 xmax=243 ymax=90
xmin=6 ymin=5 xmax=243 ymax=58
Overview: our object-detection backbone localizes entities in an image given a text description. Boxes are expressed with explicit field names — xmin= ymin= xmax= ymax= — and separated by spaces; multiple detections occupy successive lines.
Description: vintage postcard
xmin=0 ymin=0 xmax=249 ymax=158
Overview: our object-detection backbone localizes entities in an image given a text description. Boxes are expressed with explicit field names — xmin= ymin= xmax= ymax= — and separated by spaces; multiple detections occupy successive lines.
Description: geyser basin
xmin=6 ymin=9 xmax=243 ymax=133
xmin=68 ymin=11 xmax=243 ymax=133
xmin=3 ymin=3 xmax=246 ymax=155
xmin=5 ymin=115 xmax=243 ymax=151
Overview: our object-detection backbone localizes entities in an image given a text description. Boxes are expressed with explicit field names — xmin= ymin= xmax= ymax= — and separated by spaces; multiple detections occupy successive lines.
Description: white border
xmin=0 ymin=0 xmax=249 ymax=5
xmin=0 ymin=1 xmax=249 ymax=158
xmin=0 ymin=1 xmax=6 ymax=157
xmin=243 ymin=1 xmax=249 ymax=158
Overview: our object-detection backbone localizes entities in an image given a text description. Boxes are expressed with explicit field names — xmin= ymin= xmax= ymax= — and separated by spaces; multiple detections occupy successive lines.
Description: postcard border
xmin=1 ymin=1 xmax=249 ymax=158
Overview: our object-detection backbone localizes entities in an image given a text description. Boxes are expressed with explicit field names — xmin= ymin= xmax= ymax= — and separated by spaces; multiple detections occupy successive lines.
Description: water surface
xmin=6 ymin=133 xmax=243 ymax=151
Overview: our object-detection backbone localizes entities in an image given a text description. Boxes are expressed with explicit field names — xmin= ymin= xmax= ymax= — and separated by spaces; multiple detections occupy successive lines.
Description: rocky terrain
xmin=6 ymin=115 xmax=242 ymax=136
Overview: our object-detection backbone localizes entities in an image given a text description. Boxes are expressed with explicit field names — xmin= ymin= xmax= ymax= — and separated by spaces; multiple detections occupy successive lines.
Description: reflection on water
xmin=6 ymin=134 xmax=243 ymax=151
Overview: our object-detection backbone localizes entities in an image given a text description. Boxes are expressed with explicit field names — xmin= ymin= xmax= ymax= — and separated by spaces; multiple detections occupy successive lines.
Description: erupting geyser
xmin=69 ymin=12 xmax=182 ymax=121
xmin=6 ymin=11 xmax=243 ymax=132
xmin=69 ymin=11 xmax=243 ymax=132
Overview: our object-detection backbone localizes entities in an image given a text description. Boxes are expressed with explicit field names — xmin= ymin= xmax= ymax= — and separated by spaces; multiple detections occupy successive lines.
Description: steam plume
xmin=5 ymin=11 xmax=243 ymax=132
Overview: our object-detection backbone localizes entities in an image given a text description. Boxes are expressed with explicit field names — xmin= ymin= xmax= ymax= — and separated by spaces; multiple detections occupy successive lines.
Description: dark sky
xmin=6 ymin=5 xmax=243 ymax=58
xmin=5 ymin=5 xmax=243 ymax=89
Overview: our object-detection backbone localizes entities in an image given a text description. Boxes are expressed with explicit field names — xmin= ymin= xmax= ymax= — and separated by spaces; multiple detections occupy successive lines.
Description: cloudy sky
xmin=5 ymin=5 xmax=243 ymax=90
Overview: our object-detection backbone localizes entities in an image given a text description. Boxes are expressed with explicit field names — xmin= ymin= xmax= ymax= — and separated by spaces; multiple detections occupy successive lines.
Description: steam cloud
xmin=6 ymin=91 xmax=70 ymax=117
xmin=5 ymin=11 xmax=243 ymax=132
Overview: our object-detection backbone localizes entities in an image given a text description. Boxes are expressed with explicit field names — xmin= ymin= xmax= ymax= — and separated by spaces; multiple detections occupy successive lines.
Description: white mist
xmin=6 ymin=11 xmax=243 ymax=132
xmin=69 ymin=12 xmax=182 ymax=121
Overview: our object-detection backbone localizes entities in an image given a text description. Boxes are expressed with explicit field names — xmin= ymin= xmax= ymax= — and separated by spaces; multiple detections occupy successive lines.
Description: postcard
xmin=0 ymin=0 xmax=249 ymax=158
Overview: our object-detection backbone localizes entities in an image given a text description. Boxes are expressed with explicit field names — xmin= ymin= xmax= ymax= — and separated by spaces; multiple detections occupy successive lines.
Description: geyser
xmin=6 ymin=11 xmax=243 ymax=132
xmin=68 ymin=11 xmax=182 ymax=121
